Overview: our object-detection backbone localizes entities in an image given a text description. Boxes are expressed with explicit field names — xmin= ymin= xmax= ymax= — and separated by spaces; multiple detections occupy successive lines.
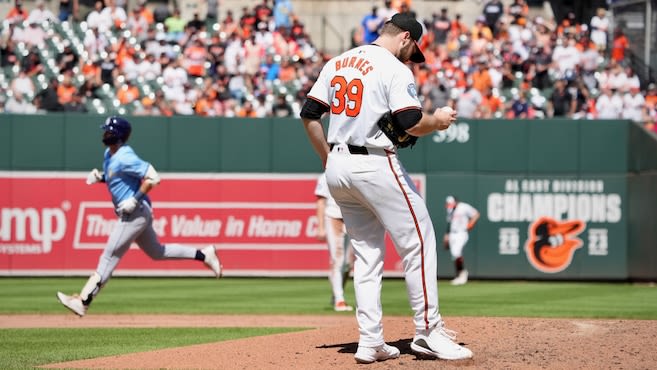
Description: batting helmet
xmin=101 ymin=116 xmax=131 ymax=145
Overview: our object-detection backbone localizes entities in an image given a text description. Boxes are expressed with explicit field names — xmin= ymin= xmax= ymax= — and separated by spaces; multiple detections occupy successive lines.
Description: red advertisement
xmin=0 ymin=172 xmax=424 ymax=277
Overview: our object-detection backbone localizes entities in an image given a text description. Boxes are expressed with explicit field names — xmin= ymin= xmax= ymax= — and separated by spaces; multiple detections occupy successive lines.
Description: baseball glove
xmin=376 ymin=111 xmax=418 ymax=148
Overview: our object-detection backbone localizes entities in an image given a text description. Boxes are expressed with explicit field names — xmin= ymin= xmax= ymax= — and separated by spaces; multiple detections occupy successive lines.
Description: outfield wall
xmin=0 ymin=114 xmax=655 ymax=280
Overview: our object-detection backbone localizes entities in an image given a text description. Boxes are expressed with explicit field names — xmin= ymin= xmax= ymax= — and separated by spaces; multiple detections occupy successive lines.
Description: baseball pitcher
xmin=300 ymin=13 xmax=473 ymax=364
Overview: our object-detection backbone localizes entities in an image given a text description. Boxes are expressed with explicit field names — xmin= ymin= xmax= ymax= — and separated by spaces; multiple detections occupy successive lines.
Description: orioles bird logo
xmin=525 ymin=217 xmax=586 ymax=273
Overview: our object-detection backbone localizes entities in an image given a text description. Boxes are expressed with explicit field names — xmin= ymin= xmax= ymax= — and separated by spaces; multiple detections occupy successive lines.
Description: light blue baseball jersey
xmin=103 ymin=145 xmax=150 ymax=206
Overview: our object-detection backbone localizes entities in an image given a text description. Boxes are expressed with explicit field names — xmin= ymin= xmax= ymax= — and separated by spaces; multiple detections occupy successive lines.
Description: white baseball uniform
xmin=446 ymin=202 xmax=478 ymax=260
xmin=314 ymin=173 xmax=354 ymax=304
xmin=307 ymin=44 xmax=443 ymax=347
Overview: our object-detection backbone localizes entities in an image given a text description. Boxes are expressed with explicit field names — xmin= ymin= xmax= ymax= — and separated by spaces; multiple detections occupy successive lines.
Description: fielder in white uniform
xmin=314 ymin=172 xmax=355 ymax=312
xmin=300 ymin=13 xmax=473 ymax=364
xmin=444 ymin=195 xmax=480 ymax=286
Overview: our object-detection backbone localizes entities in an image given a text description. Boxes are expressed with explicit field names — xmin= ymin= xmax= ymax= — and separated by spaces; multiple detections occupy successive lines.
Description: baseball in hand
xmin=441 ymin=106 xmax=455 ymax=115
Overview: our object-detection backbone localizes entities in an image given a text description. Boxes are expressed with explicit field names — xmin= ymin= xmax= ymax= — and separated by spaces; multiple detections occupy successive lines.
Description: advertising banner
xmin=430 ymin=174 xmax=628 ymax=279
xmin=0 ymin=172 xmax=424 ymax=277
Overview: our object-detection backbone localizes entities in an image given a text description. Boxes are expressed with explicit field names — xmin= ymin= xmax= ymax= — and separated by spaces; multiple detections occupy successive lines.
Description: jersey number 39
xmin=330 ymin=76 xmax=363 ymax=117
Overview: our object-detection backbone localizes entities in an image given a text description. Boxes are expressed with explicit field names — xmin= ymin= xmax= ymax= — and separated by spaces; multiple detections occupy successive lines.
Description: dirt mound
xmin=2 ymin=315 xmax=651 ymax=369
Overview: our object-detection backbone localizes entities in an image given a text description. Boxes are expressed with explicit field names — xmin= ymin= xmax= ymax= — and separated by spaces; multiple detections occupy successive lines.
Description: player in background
xmin=300 ymin=13 xmax=473 ymax=364
xmin=56 ymin=116 xmax=222 ymax=317
xmin=314 ymin=172 xmax=355 ymax=312
xmin=444 ymin=195 xmax=480 ymax=285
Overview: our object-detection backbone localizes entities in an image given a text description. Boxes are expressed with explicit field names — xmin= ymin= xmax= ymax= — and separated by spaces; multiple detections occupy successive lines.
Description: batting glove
xmin=116 ymin=197 xmax=139 ymax=215
xmin=86 ymin=168 xmax=103 ymax=185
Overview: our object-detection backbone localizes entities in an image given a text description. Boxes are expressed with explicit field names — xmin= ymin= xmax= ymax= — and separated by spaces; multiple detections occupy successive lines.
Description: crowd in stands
xmin=1 ymin=0 xmax=656 ymax=133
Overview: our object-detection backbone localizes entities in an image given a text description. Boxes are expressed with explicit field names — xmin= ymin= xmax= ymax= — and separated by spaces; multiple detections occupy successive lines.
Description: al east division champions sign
xmin=486 ymin=177 xmax=623 ymax=275
xmin=0 ymin=172 xmax=424 ymax=277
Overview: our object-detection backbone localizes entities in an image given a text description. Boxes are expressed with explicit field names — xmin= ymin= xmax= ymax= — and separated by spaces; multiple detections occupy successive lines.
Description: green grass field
xmin=0 ymin=277 xmax=655 ymax=369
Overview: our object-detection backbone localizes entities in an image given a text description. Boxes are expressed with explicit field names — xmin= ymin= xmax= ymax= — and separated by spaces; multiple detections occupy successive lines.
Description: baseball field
xmin=0 ymin=277 xmax=656 ymax=369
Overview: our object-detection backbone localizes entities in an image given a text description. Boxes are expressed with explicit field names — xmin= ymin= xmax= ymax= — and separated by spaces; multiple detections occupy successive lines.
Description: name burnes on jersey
xmin=335 ymin=55 xmax=374 ymax=76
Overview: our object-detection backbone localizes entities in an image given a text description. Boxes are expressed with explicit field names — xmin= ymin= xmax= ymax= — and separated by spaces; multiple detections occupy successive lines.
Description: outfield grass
xmin=0 ymin=277 xmax=655 ymax=319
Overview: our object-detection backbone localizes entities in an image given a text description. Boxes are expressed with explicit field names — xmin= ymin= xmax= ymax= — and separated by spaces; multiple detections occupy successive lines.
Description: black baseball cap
xmin=388 ymin=13 xmax=425 ymax=63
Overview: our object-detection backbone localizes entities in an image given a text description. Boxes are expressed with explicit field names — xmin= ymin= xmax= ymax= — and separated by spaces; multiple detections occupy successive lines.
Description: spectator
xmin=58 ymin=0 xmax=74 ymax=22
xmin=471 ymin=16 xmax=493 ymax=41
xmin=0 ymin=25 xmax=18 ymax=67
xmin=508 ymin=89 xmax=530 ymax=118
xmin=5 ymin=92 xmax=37 ymax=113
xmin=552 ymin=36 xmax=580 ymax=79
xmin=153 ymin=3 xmax=170 ymax=24
xmin=100 ymin=52 xmax=118 ymax=86
xmin=36 ymin=78 xmax=64 ymax=112
xmin=645 ymin=83 xmax=657 ymax=111
xmin=532 ymin=43 xmax=552 ymax=90
xmin=100 ymin=0 xmax=127 ymax=30
xmin=164 ymin=8 xmax=186 ymax=42
xmin=622 ymin=86 xmax=646 ymax=123
xmin=162 ymin=57 xmax=187 ymax=100
xmin=571 ymin=79 xmax=594 ymax=119
xmin=456 ymin=83 xmax=483 ymax=118
xmin=117 ymin=80 xmax=140 ymax=105
xmin=83 ymin=27 xmax=108 ymax=63
xmin=595 ymin=86 xmax=623 ymax=119
xmin=420 ymin=72 xmax=451 ymax=111
xmin=252 ymin=94 xmax=269 ymax=117
xmin=471 ymin=57 xmax=493 ymax=94
xmin=482 ymin=0 xmax=504 ymax=35
xmin=623 ymin=66 xmax=640 ymax=93
xmin=480 ymin=87 xmax=503 ymax=118
xmin=579 ymin=43 xmax=600 ymax=91
xmin=21 ymin=49 xmax=44 ymax=77
xmin=278 ymin=57 xmax=297 ymax=84
xmin=603 ymin=63 xmax=627 ymax=92
xmin=87 ymin=1 xmax=111 ymax=33
xmin=361 ymin=7 xmax=384 ymax=45
xmin=126 ymin=8 xmax=149 ymax=39
xmin=271 ymin=94 xmax=292 ymax=117
xmin=22 ymin=20 xmax=47 ymax=49
xmin=611 ymin=29 xmax=629 ymax=64
xmin=377 ymin=0 xmax=396 ymax=21
xmin=5 ymin=0 xmax=28 ymax=24
xmin=134 ymin=96 xmax=160 ymax=116
xmin=79 ymin=75 xmax=101 ymax=101
xmin=431 ymin=8 xmax=450 ymax=45
xmin=236 ymin=100 xmax=258 ymax=117
xmin=135 ymin=0 xmax=154 ymax=26
xmin=239 ymin=6 xmax=257 ymax=38
xmin=548 ymin=79 xmax=575 ymax=117
xmin=10 ymin=69 xmax=35 ymax=98
xmin=57 ymin=73 xmax=77 ymax=106
xmin=183 ymin=38 xmax=208 ymax=78
xmin=221 ymin=10 xmax=238 ymax=35
xmin=64 ymin=93 xmax=87 ymax=112
xmin=154 ymin=90 xmax=174 ymax=116
xmin=138 ymin=53 xmax=161 ymax=81
xmin=27 ymin=0 xmax=56 ymax=24
xmin=450 ymin=13 xmax=468 ymax=36
xmin=508 ymin=0 xmax=528 ymax=26
xmin=590 ymin=8 xmax=609 ymax=52
xmin=243 ymin=34 xmax=265 ymax=75
xmin=187 ymin=13 xmax=205 ymax=33
xmin=58 ymin=43 xmax=79 ymax=74
xmin=273 ymin=0 xmax=293 ymax=30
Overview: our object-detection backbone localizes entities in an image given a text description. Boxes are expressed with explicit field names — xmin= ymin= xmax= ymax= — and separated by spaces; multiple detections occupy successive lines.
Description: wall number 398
xmin=432 ymin=122 xmax=470 ymax=143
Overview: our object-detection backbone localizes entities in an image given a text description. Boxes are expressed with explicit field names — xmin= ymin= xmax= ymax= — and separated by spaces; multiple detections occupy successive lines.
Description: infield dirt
xmin=2 ymin=314 xmax=653 ymax=369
